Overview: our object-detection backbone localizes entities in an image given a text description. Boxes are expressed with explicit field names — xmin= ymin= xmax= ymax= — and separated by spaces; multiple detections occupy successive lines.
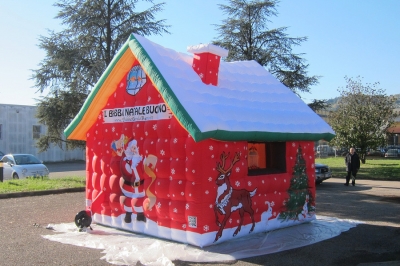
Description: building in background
xmin=0 ymin=104 xmax=84 ymax=162
xmin=387 ymin=108 xmax=400 ymax=146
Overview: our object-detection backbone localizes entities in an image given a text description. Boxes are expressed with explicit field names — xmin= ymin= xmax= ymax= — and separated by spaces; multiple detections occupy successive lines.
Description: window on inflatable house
xmin=247 ymin=142 xmax=286 ymax=175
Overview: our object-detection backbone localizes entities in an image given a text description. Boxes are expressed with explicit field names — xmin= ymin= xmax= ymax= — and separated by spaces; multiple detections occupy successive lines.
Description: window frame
xmin=33 ymin=125 xmax=41 ymax=139
xmin=247 ymin=141 xmax=287 ymax=176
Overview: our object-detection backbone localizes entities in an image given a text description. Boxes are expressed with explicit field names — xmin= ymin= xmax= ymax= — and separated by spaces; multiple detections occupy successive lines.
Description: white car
xmin=1 ymin=154 xmax=49 ymax=180
xmin=315 ymin=163 xmax=332 ymax=184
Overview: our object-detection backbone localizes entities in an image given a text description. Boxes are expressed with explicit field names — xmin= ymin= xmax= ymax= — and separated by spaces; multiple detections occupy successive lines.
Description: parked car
xmin=384 ymin=149 xmax=399 ymax=158
xmin=0 ymin=154 xmax=49 ymax=180
xmin=335 ymin=148 xmax=349 ymax=156
xmin=367 ymin=149 xmax=382 ymax=156
xmin=315 ymin=163 xmax=332 ymax=184
xmin=316 ymin=145 xmax=335 ymax=156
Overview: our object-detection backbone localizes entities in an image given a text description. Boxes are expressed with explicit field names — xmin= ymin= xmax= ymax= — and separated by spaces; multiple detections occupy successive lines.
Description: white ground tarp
xmin=43 ymin=215 xmax=361 ymax=266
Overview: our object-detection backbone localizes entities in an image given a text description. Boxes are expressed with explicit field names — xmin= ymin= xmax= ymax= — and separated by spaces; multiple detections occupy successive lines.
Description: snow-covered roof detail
xmin=65 ymin=34 xmax=335 ymax=142
xmin=130 ymin=34 xmax=334 ymax=142
xmin=187 ymin=43 xmax=229 ymax=57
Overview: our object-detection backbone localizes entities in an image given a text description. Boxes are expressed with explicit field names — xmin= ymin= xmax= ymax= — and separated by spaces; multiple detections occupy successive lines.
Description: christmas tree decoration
xmin=279 ymin=145 xmax=315 ymax=221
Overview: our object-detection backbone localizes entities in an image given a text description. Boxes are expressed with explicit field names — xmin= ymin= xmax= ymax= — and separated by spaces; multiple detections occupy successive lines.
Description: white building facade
xmin=0 ymin=104 xmax=84 ymax=162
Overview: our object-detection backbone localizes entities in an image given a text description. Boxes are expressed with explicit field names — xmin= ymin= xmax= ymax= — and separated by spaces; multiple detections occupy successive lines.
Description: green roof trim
xmin=197 ymin=130 xmax=335 ymax=142
xmin=128 ymin=35 xmax=203 ymax=141
xmin=64 ymin=41 xmax=130 ymax=139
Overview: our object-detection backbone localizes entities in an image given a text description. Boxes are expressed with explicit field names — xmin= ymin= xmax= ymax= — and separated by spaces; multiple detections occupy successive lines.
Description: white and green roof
xmin=65 ymin=33 xmax=335 ymax=142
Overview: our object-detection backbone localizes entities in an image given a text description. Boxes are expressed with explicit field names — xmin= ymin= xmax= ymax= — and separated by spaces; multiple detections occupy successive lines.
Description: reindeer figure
xmin=214 ymin=152 xmax=257 ymax=242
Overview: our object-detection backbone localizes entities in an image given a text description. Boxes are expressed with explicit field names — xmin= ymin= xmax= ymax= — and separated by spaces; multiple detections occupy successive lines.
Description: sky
xmin=0 ymin=0 xmax=399 ymax=106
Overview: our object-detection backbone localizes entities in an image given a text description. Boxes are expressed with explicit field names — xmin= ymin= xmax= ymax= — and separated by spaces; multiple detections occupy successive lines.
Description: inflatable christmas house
xmin=65 ymin=34 xmax=335 ymax=247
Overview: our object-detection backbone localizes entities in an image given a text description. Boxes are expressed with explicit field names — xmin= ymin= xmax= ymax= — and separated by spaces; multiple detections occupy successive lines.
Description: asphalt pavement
xmin=0 ymin=165 xmax=399 ymax=265
xmin=46 ymin=161 xmax=86 ymax=179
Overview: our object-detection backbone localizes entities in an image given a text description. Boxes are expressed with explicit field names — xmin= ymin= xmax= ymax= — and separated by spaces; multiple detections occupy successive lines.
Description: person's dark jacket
xmin=345 ymin=152 xmax=361 ymax=172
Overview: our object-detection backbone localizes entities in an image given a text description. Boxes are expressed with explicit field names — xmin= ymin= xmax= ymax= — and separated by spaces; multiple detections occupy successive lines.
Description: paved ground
xmin=0 ymin=174 xmax=399 ymax=265
xmin=46 ymin=161 xmax=86 ymax=179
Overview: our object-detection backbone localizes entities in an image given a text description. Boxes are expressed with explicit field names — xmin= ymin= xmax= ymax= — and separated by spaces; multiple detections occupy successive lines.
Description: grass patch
xmin=0 ymin=176 xmax=85 ymax=193
xmin=1 ymin=158 xmax=398 ymax=193
xmin=316 ymin=156 xmax=400 ymax=181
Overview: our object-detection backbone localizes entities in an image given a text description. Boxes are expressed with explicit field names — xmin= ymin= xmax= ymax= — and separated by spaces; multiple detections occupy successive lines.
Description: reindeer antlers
xmin=216 ymin=152 xmax=241 ymax=174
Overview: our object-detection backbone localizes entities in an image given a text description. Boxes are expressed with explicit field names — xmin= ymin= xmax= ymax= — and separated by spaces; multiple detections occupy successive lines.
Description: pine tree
xmin=279 ymin=145 xmax=315 ymax=221
xmin=213 ymin=0 xmax=319 ymax=96
xmin=32 ymin=0 xmax=169 ymax=151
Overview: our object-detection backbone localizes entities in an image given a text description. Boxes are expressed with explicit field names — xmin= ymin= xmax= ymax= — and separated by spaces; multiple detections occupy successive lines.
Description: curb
xmin=0 ymin=187 xmax=85 ymax=199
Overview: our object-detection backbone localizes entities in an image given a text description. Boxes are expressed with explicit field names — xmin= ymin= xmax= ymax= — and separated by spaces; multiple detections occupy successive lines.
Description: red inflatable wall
xmin=84 ymin=60 xmax=317 ymax=247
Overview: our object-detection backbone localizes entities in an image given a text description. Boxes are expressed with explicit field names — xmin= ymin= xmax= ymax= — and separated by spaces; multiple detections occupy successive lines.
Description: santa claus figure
xmin=119 ymin=139 xmax=147 ymax=223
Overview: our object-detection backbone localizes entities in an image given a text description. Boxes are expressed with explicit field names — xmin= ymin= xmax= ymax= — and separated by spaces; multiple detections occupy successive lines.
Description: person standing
xmin=344 ymin=147 xmax=361 ymax=186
